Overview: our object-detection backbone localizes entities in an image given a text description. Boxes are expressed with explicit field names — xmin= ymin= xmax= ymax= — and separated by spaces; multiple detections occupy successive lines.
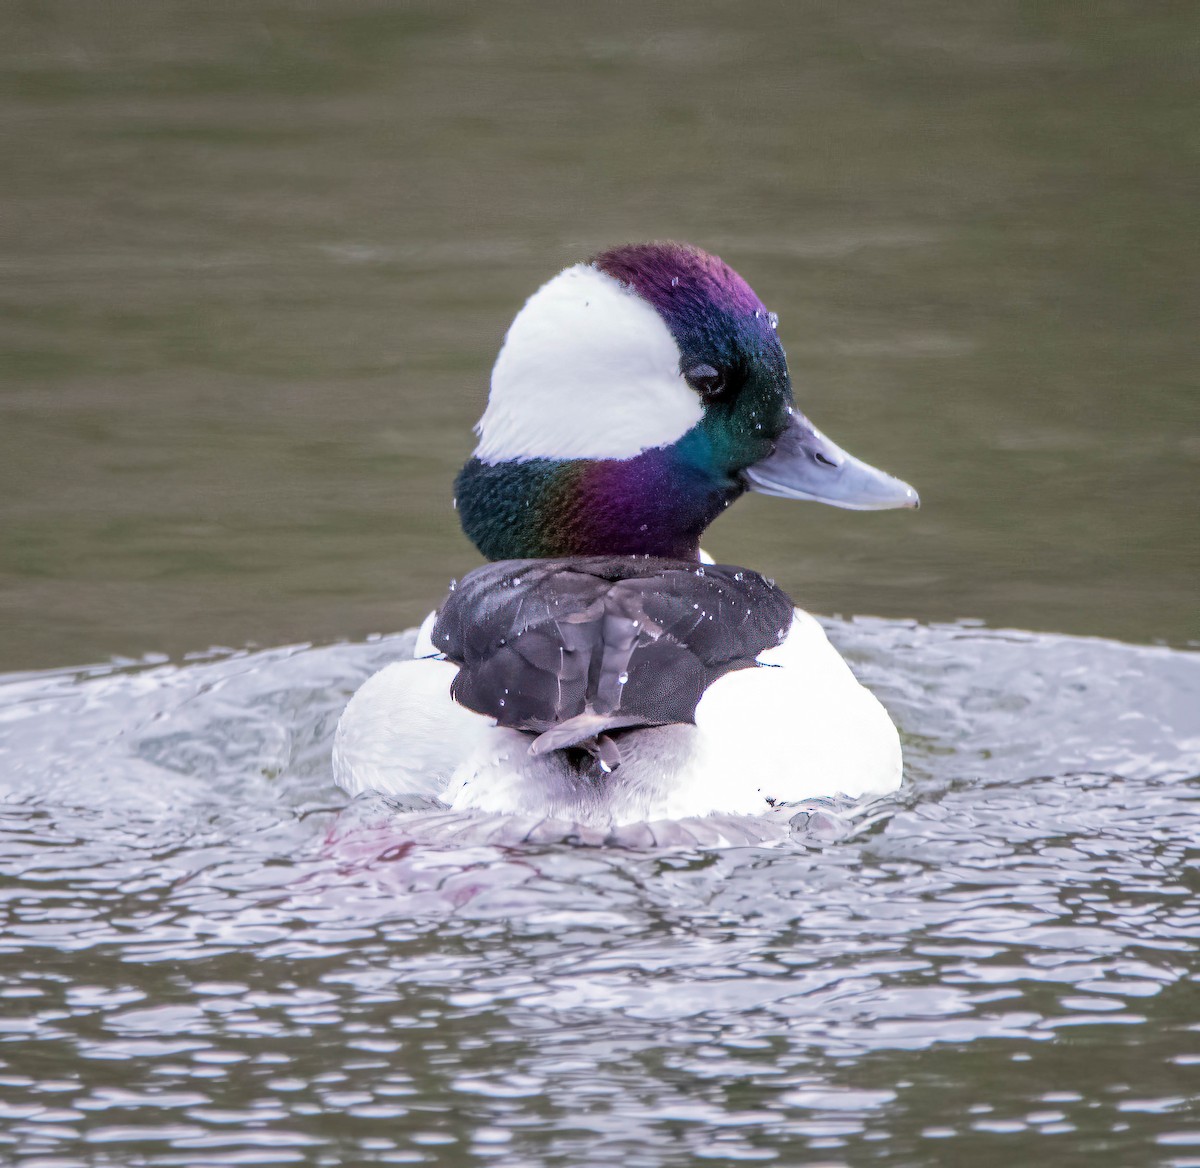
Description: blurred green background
xmin=1 ymin=0 xmax=1196 ymax=670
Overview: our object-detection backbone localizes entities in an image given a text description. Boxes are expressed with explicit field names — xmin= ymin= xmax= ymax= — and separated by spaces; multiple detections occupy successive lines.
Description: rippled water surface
xmin=2 ymin=622 xmax=1199 ymax=1165
xmin=2 ymin=1 xmax=1199 ymax=1164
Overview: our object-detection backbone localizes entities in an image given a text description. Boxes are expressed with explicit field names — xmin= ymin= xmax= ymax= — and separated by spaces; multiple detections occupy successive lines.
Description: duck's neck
xmin=455 ymin=437 xmax=743 ymax=561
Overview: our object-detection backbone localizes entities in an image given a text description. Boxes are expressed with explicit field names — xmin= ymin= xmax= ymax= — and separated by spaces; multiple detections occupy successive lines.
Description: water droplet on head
xmin=670 ymin=276 xmax=679 ymax=287
xmin=618 ymin=671 xmax=629 ymax=685
xmin=448 ymin=579 xmax=457 ymax=591
xmin=734 ymin=571 xmax=745 ymax=581
xmin=754 ymin=309 xmax=762 ymax=319
xmin=512 ymin=577 xmax=522 ymax=586
xmin=695 ymin=566 xmax=705 ymax=576
xmin=498 ymin=698 xmax=505 ymax=707
xmin=639 ymin=523 xmax=648 ymax=532
xmin=768 ymin=311 xmax=779 ymax=330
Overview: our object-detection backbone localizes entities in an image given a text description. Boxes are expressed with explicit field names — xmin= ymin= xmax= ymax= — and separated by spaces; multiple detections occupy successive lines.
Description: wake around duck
xmin=333 ymin=242 xmax=918 ymax=832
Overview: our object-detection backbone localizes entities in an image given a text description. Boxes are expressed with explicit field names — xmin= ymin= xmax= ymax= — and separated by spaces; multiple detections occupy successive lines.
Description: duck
xmin=333 ymin=241 xmax=918 ymax=832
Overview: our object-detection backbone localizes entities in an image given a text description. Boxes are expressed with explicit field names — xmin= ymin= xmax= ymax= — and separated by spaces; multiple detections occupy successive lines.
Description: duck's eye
xmin=684 ymin=363 xmax=729 ymax=402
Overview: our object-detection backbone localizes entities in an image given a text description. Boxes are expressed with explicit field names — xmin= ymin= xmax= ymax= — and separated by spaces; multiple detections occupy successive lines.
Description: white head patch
xmin=473 ymin=264 xmax=703 ymax=463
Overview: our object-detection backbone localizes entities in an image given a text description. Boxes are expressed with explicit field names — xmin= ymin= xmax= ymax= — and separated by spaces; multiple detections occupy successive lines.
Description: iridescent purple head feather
xmin=592 ymin=242 xmax=784 ymax=375
xmin=594 ymin=242 xmax=765 ymax=325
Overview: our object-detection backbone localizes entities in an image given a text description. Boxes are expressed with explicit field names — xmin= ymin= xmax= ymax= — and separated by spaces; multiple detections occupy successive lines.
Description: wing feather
xmin=432 ymin=556 xmax=793 ymax=763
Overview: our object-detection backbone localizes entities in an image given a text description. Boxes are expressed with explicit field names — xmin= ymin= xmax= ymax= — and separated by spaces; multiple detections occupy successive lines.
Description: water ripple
xmin=1 ymin=620 xmax=1198 ymax=1164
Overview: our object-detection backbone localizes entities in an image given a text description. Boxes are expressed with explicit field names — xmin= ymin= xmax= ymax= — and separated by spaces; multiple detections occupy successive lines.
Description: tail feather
xmin=528 ymin=711 xmax=661 ymax=768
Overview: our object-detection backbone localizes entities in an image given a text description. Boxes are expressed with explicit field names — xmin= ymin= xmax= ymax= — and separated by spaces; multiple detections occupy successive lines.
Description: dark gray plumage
xmin=431 ymin=557 xmax=794 ymax=766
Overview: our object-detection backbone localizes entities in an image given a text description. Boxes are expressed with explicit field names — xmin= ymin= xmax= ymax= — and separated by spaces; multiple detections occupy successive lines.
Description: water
xmin=1 ymin=621 xmax=1198 ymax=1164
xmin=1 ymin=2 xmax=1196 ymax=668
xmin=2 ymin=2 xmax=1199 ymax=1163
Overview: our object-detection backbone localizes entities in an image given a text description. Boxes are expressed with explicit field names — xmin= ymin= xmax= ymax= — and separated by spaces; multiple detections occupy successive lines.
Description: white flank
xmin=690 ymin=610 xmax=902 ymax=803
xmin=332 ymin=657 xmax=493 ymax=799
xmin=474 ymin=264 xmax=703 ymax=462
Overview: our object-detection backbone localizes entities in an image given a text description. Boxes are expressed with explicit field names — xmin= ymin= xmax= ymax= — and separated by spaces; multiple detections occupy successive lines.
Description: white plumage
xmin=474 ymin=265 xmax=702 ymax=463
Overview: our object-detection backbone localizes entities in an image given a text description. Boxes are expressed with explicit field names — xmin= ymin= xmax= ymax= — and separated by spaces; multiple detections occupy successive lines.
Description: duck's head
xmin=455 ymin=242 xmax=917 ymax=561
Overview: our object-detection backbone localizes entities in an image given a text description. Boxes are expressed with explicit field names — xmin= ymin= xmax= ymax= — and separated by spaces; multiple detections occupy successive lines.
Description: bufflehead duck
xmin=333 ymin=242 xmax=917 ymax=830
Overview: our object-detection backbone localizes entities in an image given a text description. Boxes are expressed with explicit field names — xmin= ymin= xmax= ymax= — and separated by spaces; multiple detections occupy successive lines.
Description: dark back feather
xmin=431 ymin=557 xmax=794 ymax=749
